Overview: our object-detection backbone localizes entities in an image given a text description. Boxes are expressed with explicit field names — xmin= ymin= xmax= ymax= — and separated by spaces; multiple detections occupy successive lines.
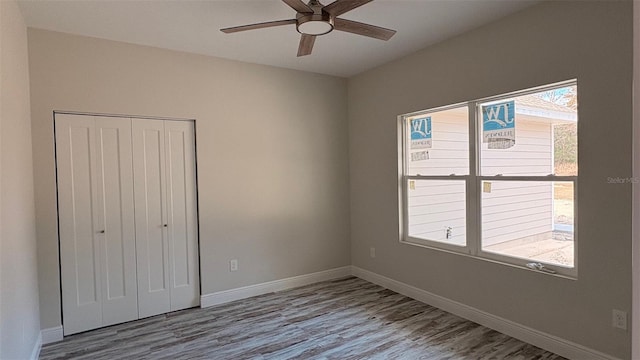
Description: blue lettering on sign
xmin=483 ymin=101 xmax=515 ymax=132
xmin=411 ymin=117 xmax=431 ymax=140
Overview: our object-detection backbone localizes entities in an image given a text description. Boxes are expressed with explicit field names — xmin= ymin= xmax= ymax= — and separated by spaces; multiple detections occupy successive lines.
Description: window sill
xmin=399 ymin=239 xmax=577 ymax=280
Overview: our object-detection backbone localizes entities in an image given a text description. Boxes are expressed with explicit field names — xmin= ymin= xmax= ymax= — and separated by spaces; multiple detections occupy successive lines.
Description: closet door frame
xmin=54 ymin=111 xmax=201 ymax=335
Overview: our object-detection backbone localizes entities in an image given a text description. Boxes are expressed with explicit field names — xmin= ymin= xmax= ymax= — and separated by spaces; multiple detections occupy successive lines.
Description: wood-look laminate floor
xmin=40 ymin=277 xmax=565 ymax=360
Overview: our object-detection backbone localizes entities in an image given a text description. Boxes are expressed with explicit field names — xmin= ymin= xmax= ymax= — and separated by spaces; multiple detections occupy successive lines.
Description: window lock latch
xmin=526 ymin=262 xmax=557 ymax=274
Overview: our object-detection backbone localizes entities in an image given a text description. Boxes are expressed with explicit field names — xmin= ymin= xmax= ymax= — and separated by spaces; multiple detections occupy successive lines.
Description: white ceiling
xmin=18 ymin=0 xmax=537 ymax=78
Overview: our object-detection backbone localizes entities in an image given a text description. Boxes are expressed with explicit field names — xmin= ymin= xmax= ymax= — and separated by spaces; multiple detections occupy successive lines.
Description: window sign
xmin=482 ymin=101 xmax=515 ymax=149
xmin=410 ymin=117 xmax=432 ymax=149
xmin=411 ymin=151 xmax=429 ymax=162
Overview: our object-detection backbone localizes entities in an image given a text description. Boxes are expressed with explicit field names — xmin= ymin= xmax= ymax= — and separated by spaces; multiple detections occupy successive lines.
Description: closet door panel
xmin=56 ymin=114 xmax=102 ymax=335
xmin=94 ymin=117 xmax=139 ymax=326
xmin=132 ymin=119 xmax=171 ymax=318
xmin=165 ymin=121 xmax=200 ymax=310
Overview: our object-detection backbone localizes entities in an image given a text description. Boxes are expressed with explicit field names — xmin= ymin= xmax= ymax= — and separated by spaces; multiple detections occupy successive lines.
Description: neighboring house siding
xmin=481 ymin=181 xmax=553 ymax=247
xmin=481 ymin=120 xmax=553 ymax=247
xmin=482 ymin=120 xmax=552 ymax=176
xmin=407 ymin=111 xmax=554 ymax=246
xmin=408 ymin=180 xmax=466 ymax=245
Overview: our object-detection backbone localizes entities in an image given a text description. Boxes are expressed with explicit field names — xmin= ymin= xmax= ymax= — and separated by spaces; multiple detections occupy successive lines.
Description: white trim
xmin=517 ymin=105 xmax=577 ymax=123
xmin=29 ymin=332 xmax=42 ymax=360
xmin=200 ymin=266 xmax=352 ymax=308
xmin=475 ymin=79 xmax=577 ymax=106
xmin=351 ymin=266 xmax=619 ymax=360
xmin=632 ymin=1 xmax=640 ymax=358
xmin=53 ymin=110 xmax=195 ymax=122
xmin=34 ymin=267 xmax=619 ymax=359
xmin=41 ymin=326 xmax=64 ymax=344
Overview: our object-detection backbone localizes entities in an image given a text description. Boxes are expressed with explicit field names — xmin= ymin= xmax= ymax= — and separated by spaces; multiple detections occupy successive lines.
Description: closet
xmin=55 ymin=114 xmax=199 ymax=335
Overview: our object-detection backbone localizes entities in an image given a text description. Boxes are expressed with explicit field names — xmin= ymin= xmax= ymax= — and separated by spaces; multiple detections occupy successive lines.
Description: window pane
xmin=407 ymin=179 xmax=466 ymax=246
xmin=479 ymin=85 xmax=577 ymax=176
xmin=481 ymin=181 xmax=574 ymax=268
xmin=406 ymin=106 xmax=469 ymax=176
xmin=553 ymin=122 xmax=577 ymax=176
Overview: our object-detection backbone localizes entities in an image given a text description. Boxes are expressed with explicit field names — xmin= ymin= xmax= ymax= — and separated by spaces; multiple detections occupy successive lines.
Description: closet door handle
xmin=97 ymin=230 xmax=105 ymax=234
xmin=163 ymin=224 xmax=168 ymax=227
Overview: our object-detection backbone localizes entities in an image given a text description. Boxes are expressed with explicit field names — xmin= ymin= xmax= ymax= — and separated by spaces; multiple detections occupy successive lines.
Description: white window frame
xmin=398 ymin=80 xmax=578 ymax=278
xmin=398 ymin=102 xmax=473 ymax=254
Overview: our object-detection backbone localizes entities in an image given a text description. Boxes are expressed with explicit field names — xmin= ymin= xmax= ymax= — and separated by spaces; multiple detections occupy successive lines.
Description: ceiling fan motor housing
xmin=296 ymin=0 xmax=334 ymax=36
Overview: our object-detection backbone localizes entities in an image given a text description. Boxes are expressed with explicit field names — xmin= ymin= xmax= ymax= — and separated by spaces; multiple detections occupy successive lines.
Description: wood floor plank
xmin=40 ymin=277 xmax=565 ymax=360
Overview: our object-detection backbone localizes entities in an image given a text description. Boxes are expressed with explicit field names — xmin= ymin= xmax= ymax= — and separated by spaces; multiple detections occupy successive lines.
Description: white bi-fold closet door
xmin=56 ymin=115 xmax=138 ymax=335
xmin=56 ymin=114 xmax=199 ymax=336
xmin=132 ymin=119 xmax=200 ymax=318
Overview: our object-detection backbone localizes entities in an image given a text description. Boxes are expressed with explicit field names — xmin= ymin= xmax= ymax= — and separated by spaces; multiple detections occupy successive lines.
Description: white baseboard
xmin=41 ymin=325 xmax=64 ymax=344
xmin=29 ymin=332 xmax=42 ymax=360
xmin=39 ymin=266 xmax=618 ymax=359
xmin=351 ymin=266 xmax=619 ymax=360
xmin=200 ymin=266 xmax=352 ymax=308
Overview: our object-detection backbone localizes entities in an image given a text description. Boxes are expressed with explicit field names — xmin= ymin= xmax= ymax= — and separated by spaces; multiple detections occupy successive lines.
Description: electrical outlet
xmin=612 ymin=309 xmax=627 ymax=330
xmin=370 ymin=247 xmax=376 ymax=258
xmin=229 ymin=259 xmax=238 ymax=272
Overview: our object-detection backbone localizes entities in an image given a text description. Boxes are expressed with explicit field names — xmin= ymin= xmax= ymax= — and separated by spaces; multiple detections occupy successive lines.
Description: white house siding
xmin=481 ymin=181 xmax=553 ymax=247
xmin=480 ymin=120 xmax=554 ymax=247
xmin=407 ymin=180 xmax=466 ymax=245
xmin=481 ymin=120 xmax=553 ymax=176
xmin=406 ymin=109 xmax=554 ymax=246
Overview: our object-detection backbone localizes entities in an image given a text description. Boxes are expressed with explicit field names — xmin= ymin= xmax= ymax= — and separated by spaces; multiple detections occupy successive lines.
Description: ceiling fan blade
xmin=221 ymin=19 xmax=297 ymax=34
xmin=334 ymin=18 xmax=396 ymax=40
xmin=297 ymin=34 xmax=316 ymax=57
xmin=323 ymin=0 xmax=373 ymax=17
xmin=282 ymin=0 xmax=314 ymax=14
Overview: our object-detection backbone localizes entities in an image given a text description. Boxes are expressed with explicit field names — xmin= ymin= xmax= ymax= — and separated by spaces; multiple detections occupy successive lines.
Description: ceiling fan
xmin=220 ymin=0 xmax=396 ymax=57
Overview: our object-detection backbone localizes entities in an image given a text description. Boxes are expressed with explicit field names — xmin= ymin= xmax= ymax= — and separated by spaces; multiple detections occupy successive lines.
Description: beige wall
xmin=0 ymin=1 xmax=41 ymax=358
xmin=633 ymin=1 xmax=640 ymax=358
xmin=28 ymin=29 xmax=350 ymax=329
xmin=348 ymin=1 xmax=632 ymax=359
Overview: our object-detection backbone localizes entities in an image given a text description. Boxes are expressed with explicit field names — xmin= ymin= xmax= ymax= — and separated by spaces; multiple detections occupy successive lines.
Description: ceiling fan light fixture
xmin=296 ymin=13 xmax=334 ymax=36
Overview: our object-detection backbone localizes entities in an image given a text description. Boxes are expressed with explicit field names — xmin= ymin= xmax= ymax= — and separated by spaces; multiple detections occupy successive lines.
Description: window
xmin=399 ymin=81 xmax=577 ymax=277
xmin=402 ymin=105 xmax=470 ymax=251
